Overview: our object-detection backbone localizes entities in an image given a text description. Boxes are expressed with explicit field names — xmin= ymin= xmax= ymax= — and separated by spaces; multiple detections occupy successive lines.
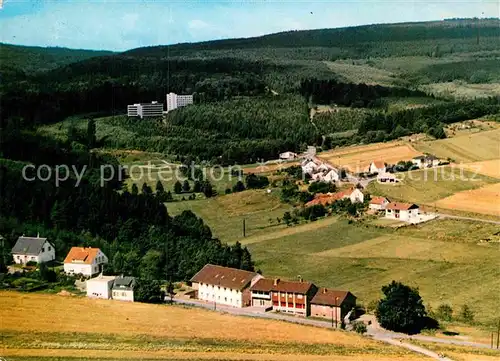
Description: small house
xmin=279 ymin=151 xmax=298 ymax=160
xmin=369 ymin=196 xmax=390 ymax=210
xmin=64 ymin=247 xmax=108 ymax=277
xmin=310 ymin=288 xmax=356 ymax=325
xmin=377 ymin=172 xmax=399 ymax=183
xmin=112 ymin=276 xmax=136 ymax=302
xmin=11 ymin=235 xmax=55 ymax=264
xmin=368 ymin=161 xmax=386 ymax=174
xmin=412 ymin=155 xmax=439 ymax=169
xmin=385 ymin=202 xmax=419 ymax=222
xmin=86 ymin=275 xmax=116 ymax=299
xmin=323 ymin=169 xmax=339 ymax=183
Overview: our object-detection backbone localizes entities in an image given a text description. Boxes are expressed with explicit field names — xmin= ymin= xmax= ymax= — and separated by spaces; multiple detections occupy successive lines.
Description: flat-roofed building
xmin=166 ymin=92 xmax=193 ymax=112
xmin=127 ymin=101 xmax=163 ymax=118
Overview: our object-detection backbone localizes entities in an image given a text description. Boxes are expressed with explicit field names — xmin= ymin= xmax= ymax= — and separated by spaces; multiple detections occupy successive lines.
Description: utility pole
xmin=491 ymin=332 xmax=494 ymax=349
xmin=335 ymin=297 xmax=339 ymax=328
xmin=243 ymin=219 xmax=246 ymax=237
xmin=496 ymin=319 xmax=500 ymax=349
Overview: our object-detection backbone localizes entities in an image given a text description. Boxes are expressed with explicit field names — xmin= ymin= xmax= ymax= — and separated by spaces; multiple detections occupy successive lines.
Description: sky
xmin=0 ymin=0 xmax=498 ymax=51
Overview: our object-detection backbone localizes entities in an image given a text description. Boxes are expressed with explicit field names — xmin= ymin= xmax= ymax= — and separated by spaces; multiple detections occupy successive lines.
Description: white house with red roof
xmin=369 ymin=196 xmax=390 ymax=210
xmin=64 ymin=247 xmax=108 ymax=276
xmin=368 ymin=161 xmax=386 ymax=174
xmin=385 ymin=202 xmax=419 ymax=222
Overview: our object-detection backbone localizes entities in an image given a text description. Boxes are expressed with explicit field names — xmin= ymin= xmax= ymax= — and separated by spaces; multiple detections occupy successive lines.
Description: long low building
xmin=250 ymin=278 xmax=318 ymax=316
xmin=127 ymin=101 xmax=164 ymax=118
xmin=190 ymin=264 xmax=263 ymax=308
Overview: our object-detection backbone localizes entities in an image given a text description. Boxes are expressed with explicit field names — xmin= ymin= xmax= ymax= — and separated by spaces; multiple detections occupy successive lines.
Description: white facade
xmin=13 ymin=240 xmax=55 ymax=264
xmin=64 ymin=249 xmax=108 ymax=277
xmin=279 ymin=151 xmax=297 ymax=160
xmin=323 ymin=169 xmax=339 ymax=183
xmin=369 ymin=162 xmax=386 ymax=174
xmin=412 ymin=157 xmax=440 ymax=169
xmin=127 ymin=102 xmax=164 ymax=119
xmin=166 ymin=92 xmax=193 ymax=112
xmin=112 ymin=289 xmax=134 ymax=302
xmin=86 ymin=276 xmax=116 ymax=299
xmin=195 ymin=282 xmax=245 ymax=307
xmin=302 ymin=161 xmax=318 ymax=175
xmin=385 ymin=207 xmax=419 ymax=222
xmin=349 ymin=189 xmax=364 ymax=203
xmin=369 ymin=198 xmax=389 ymax=211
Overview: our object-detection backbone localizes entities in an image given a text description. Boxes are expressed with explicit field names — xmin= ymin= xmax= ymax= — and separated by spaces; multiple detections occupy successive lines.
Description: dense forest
xmin=299 ymin=79 xmax=428 ymax=107
xmin=0 ymin=120 xmax=255 ymax=280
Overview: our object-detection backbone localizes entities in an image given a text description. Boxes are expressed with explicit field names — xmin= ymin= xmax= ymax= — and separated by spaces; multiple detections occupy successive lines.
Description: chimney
xmin=298 ymin=275 xmax=303 ymax=283
xmin=323 ymin=288 xmax=327 ymax=294
xmin=37 ymin=232 xmax=40 ymax=238
xmin=273 ymin=278 xmax=280 ymax=286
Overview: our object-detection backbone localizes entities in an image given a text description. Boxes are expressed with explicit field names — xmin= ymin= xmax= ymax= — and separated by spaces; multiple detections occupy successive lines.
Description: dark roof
xmin=113 ymin=276 xmax=136 ymax=290
xmin=311 ymin=288 xmax=356 ymax=306
xmin=250 ymin=278 xmax=315 ymax=294
xmin=190 ymin=264 xmax=258 ymax=291
xmin=11 ymin=236 xmax=51 ymax=256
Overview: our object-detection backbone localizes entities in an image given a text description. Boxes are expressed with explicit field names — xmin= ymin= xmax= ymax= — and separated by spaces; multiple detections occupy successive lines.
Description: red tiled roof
xmin=305 ymin=190 xmax=351 ymax=207
xmin=250 ymin=278 xmax=314 ymax=294
xmin=311 ymin=288 xmax=355 ymax=306
xmin=64 ymin=247 xmax=101 ymax=265
xmin=370 ymin=196 xmax=389 ymax=205
xmin=372 ymin=161 xmax=385 ymax=169
xmin=386 ymin=202 xmax=419 ymax=211
xmin=190 ymin=264 xmax=258 ymax=291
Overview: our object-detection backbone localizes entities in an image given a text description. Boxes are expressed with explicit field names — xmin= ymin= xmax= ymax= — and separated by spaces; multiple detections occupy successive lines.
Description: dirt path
xmin=439 ymin=214 xmax=500 ymax=225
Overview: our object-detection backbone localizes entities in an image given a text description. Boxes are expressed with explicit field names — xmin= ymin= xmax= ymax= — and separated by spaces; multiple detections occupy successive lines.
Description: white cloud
xmin=188 ymin=19 xmax=209 ymax=30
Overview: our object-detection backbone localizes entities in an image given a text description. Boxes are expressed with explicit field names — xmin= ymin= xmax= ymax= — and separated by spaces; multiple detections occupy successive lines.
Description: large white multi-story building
xmin=166 ymin=92 xmax=193 ymax=112
xmin=190 ymin=264 xmax=262 ymax=308
xmin=127 ymin=101 xmax=164 ymax=118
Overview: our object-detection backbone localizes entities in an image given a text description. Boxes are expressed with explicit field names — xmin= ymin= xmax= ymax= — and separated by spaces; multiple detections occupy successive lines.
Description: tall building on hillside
xmin=127 ymin=101 xmax=164 ymax=118
xmin=166 ymin=92 xmax=193 ymax=112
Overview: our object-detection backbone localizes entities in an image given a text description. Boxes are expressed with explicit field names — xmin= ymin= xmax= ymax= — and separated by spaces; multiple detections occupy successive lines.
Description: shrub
xmin=353 ymin=321 xmax=367 ymax=334
xmin=459 ymin=304 xmax=474 ymax=323
xmin=436 ymin=304 xmax=453 ymax=322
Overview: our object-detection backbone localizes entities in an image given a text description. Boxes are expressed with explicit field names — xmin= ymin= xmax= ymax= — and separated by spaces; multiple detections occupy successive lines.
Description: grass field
xmin=324 ymin=60 xmax=396 ymax=86
xmin=167 ymin=190 xmax=292 ymax=242
xmin=366 ymin=166 xmax=499 ymax=205
xmin=408 ymin=341 xmax=500 ymax=361
xmin=246 ymin=217 xmax=500 ymax=325
xmin=317 ymin=141 xmax=422 ymax=172
xmin=0 ymin=292 xmax=424 ymax=361
xmin=435 ymin=182 xmax=500 ymax=216
xmin=413 ymin=128 xmax=500 ymax=163
xmin=422 ymin=81 xmax=500 ymax=99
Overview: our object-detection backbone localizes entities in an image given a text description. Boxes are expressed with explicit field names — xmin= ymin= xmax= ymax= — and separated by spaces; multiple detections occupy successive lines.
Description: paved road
xmin=172 ymin=298 xmax=497 ymax=360
xmin=439 ymin=214 xmax=500 ymax=225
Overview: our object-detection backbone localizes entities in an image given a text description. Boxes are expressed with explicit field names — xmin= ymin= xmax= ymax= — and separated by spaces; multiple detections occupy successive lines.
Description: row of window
xmin=272 ymin=301 xmax=305 ymax=309
xmin=16 ymin=255 xmax=36 ymax=261
xmin=272 ymin=292 xmax=303 ymax=299
xmin=41 ymin=246 xmax=52 ymax=253
xmin=200 ymin=292 xmax=238 ymax=305
xmin=200 ymin=283 xmax=240 ymax=294
xmin=112 ymin=291 xmax=128 ymax=297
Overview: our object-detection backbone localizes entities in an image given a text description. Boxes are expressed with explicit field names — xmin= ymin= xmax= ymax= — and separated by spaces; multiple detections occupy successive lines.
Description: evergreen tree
xmin=182 ymin=180 xmax=191 ymax=193
xmin=131 ymin=183 xmax=139 ymax=196
xmin=87 ymin=118 xmax=97 ymax=149
xmin=232 ymin=180 xmax=245 ymax=193
xmin=112 ymin=251 xmax=124 ymax=274
xmin=174 ymin=181 xmax=182 ymax=194
xmin=142 ymin=183 xmax=153 ymax=196
xmin=193 ymin=180 xmax=202 ymax=193
xmin=155 ymin=180 xmax=166 ymax=202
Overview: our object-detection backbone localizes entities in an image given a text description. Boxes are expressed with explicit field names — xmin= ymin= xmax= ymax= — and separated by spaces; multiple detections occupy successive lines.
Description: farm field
xmin=366 ymin=166 xmax=499 ymax=205
xmin=461 ymin=159 xmax=500 ymax=178
xmin=317 ymin=141 xmax=422 ymax=172
xmin=408 ymin=341 xmax=500 ymax=361
xmin=167 ymin=190 xmax=292 ymax=242
xmin=413 ymin=128 xmax=500 ymax=163
xmin=0 ymin=292 xmax=423 ymax=361
xmin=434 ymin=182 xmax=500 ymax=217
xmin=247 ymin=218 xmax=500 ymax=325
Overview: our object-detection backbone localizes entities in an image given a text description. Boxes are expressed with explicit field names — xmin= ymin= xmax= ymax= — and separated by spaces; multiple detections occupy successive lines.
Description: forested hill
xmin=125 ymin=18 xmax=500 ymax=57
xmin=0 ymin=43 xmax=113 ymax=72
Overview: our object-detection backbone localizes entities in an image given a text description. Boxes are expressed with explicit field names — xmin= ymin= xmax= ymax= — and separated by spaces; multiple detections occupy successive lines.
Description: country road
xmin=172 ymin=298 xmax=498 ymax=360
xmin=439 ymin=213 xmax=500 ymax=225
